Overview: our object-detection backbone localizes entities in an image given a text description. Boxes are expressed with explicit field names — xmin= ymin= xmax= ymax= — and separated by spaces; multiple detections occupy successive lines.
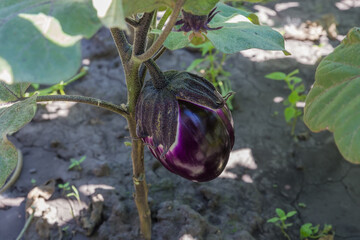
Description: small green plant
xmin=300 ymin=223 xmax=333 ymax=240
xmin=68 ymin=156 xmax=86 ymax=171
xmin=267 ymin=208 xmax=297 ymax=240
xmin=58 ymin=182 xmax=71 ymax=195
xmin=265 ymin=69 xmax=306 ymax=136
xmin=66 ymin=185 xmax=81 ymax=204
xmin=298 ymin=202 xmax=307 ymax=208
xmin=187 ymin=41 xmax=234 ymax=110
xmin=30 ymin=178 xmax=36 ymax=186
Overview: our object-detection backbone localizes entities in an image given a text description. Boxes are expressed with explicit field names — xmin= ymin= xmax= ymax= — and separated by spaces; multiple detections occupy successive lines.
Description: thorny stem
xmin=36 ymin=95 xmax=129 ymax=117
xmin=134 ymin=0 xmax=185 ymax=62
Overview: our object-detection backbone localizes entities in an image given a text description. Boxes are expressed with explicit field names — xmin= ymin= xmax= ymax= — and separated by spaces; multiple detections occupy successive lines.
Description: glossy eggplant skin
xmin=144 ymin=100 xmax=234 ymax=182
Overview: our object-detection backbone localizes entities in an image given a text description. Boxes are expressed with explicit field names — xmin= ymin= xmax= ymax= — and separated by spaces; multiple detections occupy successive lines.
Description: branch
xmin=110 ymin=28 xmax=132 ymax=64
xmin=125 ymin=17 xmax=139 ymax=28
xmin=133 ymin=12 xmax=155 ymax=56
xmin=36 ymin=95 xmax=129 ymax=117
xmin=134 ymin=0 xmax=185 ymax=62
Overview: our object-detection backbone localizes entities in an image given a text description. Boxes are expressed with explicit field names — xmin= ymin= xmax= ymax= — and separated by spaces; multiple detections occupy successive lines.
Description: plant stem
xmin=157 ymin=8 xmax=172 ymax=30
xmin=133 ymin=12 xmax=155 ymax=56
xmin=36 ymin=95 xmax=128 ymax=117
xmin=110 ymin=28 xmax=132 ymax=65
xmin=134 ymin=0 xmax=185 ymax=62
xmin=16 ymin=207 xmax=35 ymax=240
xmin=114 ymin=20 xmax=152 ymax=237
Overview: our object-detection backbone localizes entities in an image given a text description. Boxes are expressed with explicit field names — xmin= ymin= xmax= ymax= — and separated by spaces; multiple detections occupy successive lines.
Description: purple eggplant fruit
xmin=136 ymin=61 xmax=234 ymax=182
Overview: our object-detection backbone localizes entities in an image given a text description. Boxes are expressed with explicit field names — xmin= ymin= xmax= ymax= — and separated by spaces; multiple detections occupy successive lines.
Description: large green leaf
xmin=122 ymin=0 xmax=219 ymax=16
xmin=206 ymin=3 xmax=286 ymax=54
xmin=159 ymin=2 xmax=285 ymax=54
xmin=0 ymin=82 xmax=37 ymax=189
xmin=92 ymin=0 xmax=127 ymax=30
xmin=304 ymin=27 xmax=360 ymax=164
xmin=0 ymin=0 xmax=101 ymax=85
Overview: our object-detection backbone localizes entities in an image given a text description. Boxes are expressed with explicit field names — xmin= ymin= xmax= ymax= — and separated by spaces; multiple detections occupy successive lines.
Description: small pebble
xmin=29 ymin=168 xmax=37 ymax=174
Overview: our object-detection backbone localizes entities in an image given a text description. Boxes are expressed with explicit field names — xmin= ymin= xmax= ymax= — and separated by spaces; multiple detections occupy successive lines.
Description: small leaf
xmin=286 ymin=211 xmax=297 ymax=218
xmin=275 ymin=208 xmax=286 ymax=218
xmin=300 ymin=223 xmax=313 ymax=238
xmin=265 ymin=72 xmax=287 ymax=80
xmin=187 ymin=59 xmax=205 ymax=71
xmin=290 ymin=77 xmax=302 ymax=84
xmin=295 ymin=84 xmax=305 ymax=93
xmin=284 ymin=107 xmax=296 ymax=122
xmin=124 ymin=141 xmax=132 ymax=147
xmin=267 ymin=217 xmax=280 ymax=223
xmin=288 ymin=91 xmax=300 ymax=104
xmin=304 ymin=27 xmax=360 ymax=164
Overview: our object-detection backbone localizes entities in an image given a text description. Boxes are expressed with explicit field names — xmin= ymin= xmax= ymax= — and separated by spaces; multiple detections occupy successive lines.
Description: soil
xmin=1 ymin=0 xmax=360 ymax=239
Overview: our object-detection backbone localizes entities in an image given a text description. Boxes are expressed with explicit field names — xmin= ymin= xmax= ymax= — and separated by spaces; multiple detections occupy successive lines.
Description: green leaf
xmin=183 ymin=0 xmax=219 ymax=15
xmin=275 ymin=208 xmax=286 ymax=218
xmin=286 ymin=211 xmax=297 ymax=218
xmin=0 ymin=83 xmax=37 ymax=188
xmin=284 ymin=107 xmax=296 ymax=122
xmin=92 ymin=0 xmax=127 ymax=30
xmin=211 ymin=2 xmax=259 ymax=25
xmin=295 ymin=84 xmax=305 ymax=93
xmin=151 ymin=29 xmax=190 ymax=50
xmin=267 ymin=217 xmax=280 ymax=223
xmin=300 ymin=223 xmax=313 ymax=238
xmin=304 ymin=27 xmax=360 ymax=164
xmin=187 ymin=59 xmax=205 ymax=71
xmin=207 ymin=21 xmax=286 ymax=54
xmin=158 ymin=2 xmax=276 ymax=52
xmin=288 ymin=91 xmax=300 ymax=104
xmin=265 ymin=72 xmax=287 ymax=80
xmin=122 ymin=0 xmax=219 ymax=16
xmin=0 ymin=0 xmax=101 ymax=85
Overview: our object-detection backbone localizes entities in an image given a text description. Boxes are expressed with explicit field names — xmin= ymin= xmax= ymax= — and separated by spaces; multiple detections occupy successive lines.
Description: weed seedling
xmin=66 ymin=185 xmax=81 ymax=204
xmin=30 ymin=178 xmax=36 ymax=186
xmin=300 ymin=223 xmax=333 ymax=239
xmin=58 ymin=182 xmax=71 ymax=195
xmin=68 ymin=156 xmax=86 ymax=171
xmin=267 ymin=208 xmax=297 ymax=240
xmin=265 ymin=69 xmax=306 ymax=136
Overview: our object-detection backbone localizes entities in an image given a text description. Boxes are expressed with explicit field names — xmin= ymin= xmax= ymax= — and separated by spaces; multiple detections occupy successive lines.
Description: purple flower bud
xmin=136 ymin=70 xmax=234 ymax=182
xmin=175 ymin=8 xmax=223 ymax=40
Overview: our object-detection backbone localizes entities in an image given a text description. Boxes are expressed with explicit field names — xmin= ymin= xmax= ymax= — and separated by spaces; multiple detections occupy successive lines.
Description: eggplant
xmin=136 ymin=61 xmax=234 ymax=182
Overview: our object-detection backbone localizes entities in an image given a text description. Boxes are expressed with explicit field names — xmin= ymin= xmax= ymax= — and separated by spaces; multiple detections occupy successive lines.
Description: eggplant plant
xmin=0 ymin=0 xmax=305 ymax=239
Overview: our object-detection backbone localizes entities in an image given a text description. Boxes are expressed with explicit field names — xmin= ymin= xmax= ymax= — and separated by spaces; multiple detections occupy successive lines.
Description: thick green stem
xmin=124 ymin=61 xmax=152 ymax=240
xmin=118 ymin=15 xmax=152 ymax=236
xmin=109 ymin=3 xmax=185 ymax=237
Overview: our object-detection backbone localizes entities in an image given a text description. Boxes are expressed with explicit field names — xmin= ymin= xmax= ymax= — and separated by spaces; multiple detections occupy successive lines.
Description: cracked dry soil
xmin=1 ymin=0 xmax=360 ymax=239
